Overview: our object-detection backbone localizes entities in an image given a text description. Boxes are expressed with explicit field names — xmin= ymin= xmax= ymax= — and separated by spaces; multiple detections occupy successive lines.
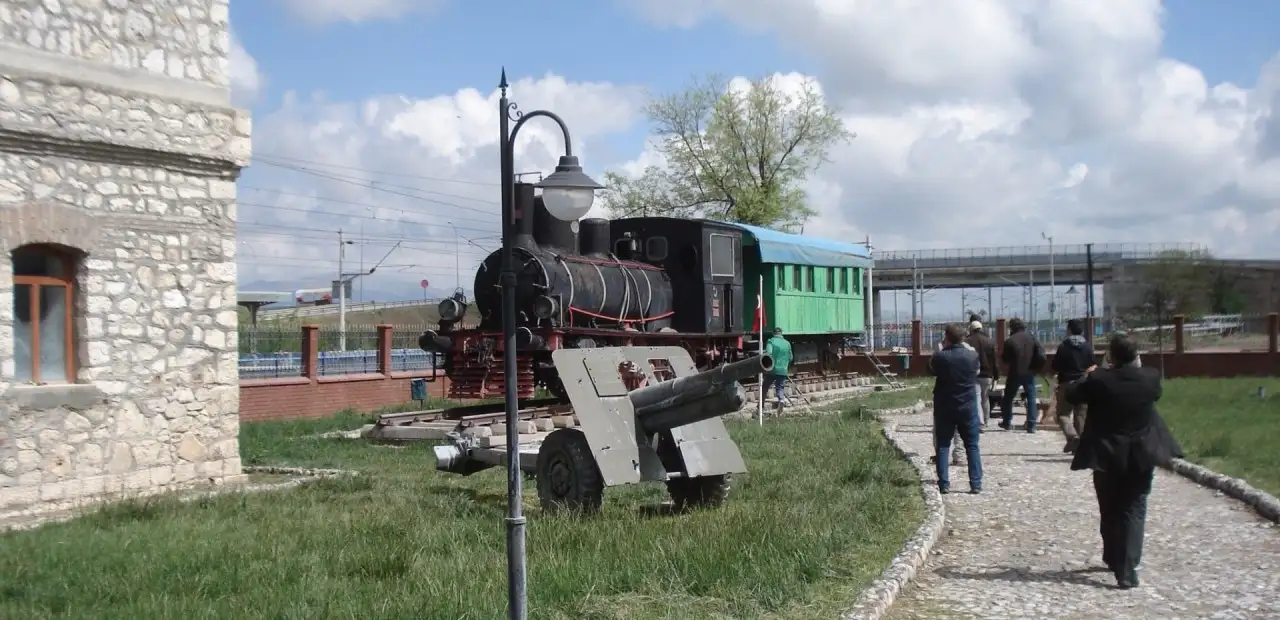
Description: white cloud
xmin=237 ymin=74 xmax=645 ymax=298
xmin=612 ymin=0 xmax=1280 ymax=258
xmin=236 ymin=1 xmax=1280 ymax=306
xmin=228 ymin=30 xmax=262 ymax=107
xmin=276 ymin=0 xmax=445 ymax=26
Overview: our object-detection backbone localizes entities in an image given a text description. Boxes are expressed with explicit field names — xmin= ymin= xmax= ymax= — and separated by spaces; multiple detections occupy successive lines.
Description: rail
xmin=871 ymin=242 xmax=1207 ymax=264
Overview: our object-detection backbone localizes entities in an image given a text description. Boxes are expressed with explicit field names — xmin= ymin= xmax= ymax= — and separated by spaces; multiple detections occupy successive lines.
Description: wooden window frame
xmin=12 ymin=245 xmax=78 ymax=384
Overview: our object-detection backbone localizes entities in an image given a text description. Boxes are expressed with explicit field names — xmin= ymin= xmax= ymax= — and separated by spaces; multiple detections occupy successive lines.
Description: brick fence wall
xmin=239 ymin=315 xmax=1280 ymax=421
xmin=239 ymin=325 xmax=450 ymax=422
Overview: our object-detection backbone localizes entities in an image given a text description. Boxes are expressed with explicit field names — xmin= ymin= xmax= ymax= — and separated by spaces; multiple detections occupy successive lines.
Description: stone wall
xmin=0 ymin=0 xmax=250 ymax=516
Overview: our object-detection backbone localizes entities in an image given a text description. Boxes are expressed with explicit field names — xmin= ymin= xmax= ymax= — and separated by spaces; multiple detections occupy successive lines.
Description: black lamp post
xmin=497 ymin=68 xmax=604 ymax=620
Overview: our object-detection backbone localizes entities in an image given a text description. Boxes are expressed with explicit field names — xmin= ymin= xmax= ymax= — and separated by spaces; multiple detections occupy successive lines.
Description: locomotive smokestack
xmin=533 ymin=195 xmax=578 ymax=253
xmin=514 ymin=182 xmax=536 ymax=249
xmin=579 ymin=218 xmax=611 ymax=256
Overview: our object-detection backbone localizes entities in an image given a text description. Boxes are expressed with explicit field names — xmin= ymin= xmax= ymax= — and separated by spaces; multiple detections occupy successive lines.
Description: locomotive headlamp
xmin=536 ymin=155 xmax=605 ymax=221
xmin=532 ymin=295 xmax=558 ymax=320
xmin=437 ymin=297 xmax=466 ymax=321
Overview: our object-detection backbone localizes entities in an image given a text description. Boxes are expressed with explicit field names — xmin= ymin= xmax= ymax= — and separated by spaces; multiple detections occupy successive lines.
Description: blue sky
xmin=231 ymin=1 xmax=1280 ymax=320
xmin=233 ymin=1 xmax=1280 ymax=111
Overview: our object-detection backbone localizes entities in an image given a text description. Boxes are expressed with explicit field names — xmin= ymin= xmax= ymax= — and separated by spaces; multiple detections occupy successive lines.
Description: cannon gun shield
xmin=540 ymin=346 xmax=763 ymax=513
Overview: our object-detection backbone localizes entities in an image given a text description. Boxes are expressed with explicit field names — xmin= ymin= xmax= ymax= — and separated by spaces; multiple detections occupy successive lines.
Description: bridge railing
xmin=871 ymin=242 xmax=1207 ymax=269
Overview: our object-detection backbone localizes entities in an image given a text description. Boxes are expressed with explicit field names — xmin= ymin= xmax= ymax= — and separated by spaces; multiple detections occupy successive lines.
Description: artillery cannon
xmin=431 ymin=346 xmax=771 ymax=514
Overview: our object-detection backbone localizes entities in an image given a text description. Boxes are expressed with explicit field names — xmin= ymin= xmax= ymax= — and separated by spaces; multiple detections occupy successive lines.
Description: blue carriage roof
xmin=716 ymin=221 xmax=874 ymax=268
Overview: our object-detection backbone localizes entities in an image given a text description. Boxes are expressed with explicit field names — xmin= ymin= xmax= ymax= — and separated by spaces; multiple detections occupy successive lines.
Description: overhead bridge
xmin=869 ymin=242 xmax=1205 ymax=290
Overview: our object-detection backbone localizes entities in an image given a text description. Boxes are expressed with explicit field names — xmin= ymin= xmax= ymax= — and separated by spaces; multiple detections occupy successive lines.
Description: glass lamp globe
xmin=541 ymin=187 xmax=596 ymax=221
xmin=535 ymin=155 xmax=605 ymax=221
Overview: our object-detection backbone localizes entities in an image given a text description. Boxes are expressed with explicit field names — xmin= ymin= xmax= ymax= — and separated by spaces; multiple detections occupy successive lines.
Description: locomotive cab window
xmin=709 ymin=233 xmax=735 ymax=277
xmin=645 ymin=236 xmax=669 ymax=262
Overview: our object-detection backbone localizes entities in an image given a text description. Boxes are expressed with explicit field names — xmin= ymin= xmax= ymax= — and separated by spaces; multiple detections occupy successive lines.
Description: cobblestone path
xmin=880 ymin=409 xmax=1280 ymax=620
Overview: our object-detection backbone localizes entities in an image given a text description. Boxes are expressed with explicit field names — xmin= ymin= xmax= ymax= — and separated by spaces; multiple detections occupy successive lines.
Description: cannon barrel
xmin=630 ymin=354 xmax=773 ymax=434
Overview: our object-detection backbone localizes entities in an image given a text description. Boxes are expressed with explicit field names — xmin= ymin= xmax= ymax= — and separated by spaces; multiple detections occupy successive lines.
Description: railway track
xmin=365 ymin=370 xmax=899 ymax=444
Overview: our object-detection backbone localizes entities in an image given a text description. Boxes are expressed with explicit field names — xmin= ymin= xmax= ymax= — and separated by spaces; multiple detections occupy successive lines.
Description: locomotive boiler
xmin=423 ymin=182 xmax=749 ymax=400
xmin=469 ymin=208 xmax=677 ymax=339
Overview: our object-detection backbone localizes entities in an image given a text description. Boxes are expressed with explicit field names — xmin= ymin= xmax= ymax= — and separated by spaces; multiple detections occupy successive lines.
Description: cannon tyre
xmin=666 ymin=475 xmax=732 ymax=512
xmin=535 ymin=428 xmax=604 ymax=514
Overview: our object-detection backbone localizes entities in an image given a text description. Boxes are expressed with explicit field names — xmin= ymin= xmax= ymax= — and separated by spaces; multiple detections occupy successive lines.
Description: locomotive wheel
xmin=666 ymin=474 xmax=732 ymax=512
xmin=535 ymin=428 xmax=604 ymax=515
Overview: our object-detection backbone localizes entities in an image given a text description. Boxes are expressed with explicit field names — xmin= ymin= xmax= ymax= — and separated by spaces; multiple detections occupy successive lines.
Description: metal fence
xmin=238 ymin=324 xmax=449 ymax=378
xmin=869 ymin=313 xmax=1271 ymax=354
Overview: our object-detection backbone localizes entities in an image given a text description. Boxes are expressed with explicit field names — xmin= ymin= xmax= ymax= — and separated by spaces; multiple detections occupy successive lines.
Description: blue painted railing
xmin=238 ymin=348 xmax=439 ymax=380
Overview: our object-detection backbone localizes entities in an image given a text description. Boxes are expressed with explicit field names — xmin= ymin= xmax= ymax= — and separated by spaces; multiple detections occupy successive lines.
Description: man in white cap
xmin=965 ymin=320 xmax=999 ymax=430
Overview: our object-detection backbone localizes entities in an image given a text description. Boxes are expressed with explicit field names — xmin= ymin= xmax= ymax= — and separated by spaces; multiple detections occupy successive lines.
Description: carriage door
xmin=707 ymin=232 xmax=737 ymax=333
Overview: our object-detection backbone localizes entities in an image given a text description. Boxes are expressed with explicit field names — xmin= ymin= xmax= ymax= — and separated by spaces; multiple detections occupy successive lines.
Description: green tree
xmin=600 ymin=74 xmax=854 ymax=230
xmin=1136 ymin=248 xmax=1214 ymax=322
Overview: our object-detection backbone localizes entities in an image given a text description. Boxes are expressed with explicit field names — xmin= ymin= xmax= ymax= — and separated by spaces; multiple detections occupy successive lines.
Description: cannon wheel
xmin=655 ymin=430 xmax=732 ymax=511
xmin=666 ymin=474 xmax=732 ymax=512
xmin=535 ymin=428 xmax=604 ymax=514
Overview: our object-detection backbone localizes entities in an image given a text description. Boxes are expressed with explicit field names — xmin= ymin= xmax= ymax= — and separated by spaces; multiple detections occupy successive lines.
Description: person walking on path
xmin=1051 ymin=318 xmax=1096 ymax=453
xmin=1062 ymin=333 xmax=1183 ymax=590
xmin=999 ymin=317 xmax=1047 ymax=432
xmin=763 ymin=327 xmax=793 ymax=411
xmin=965 ymin=320 xmax=999 ymax=430
xmin=928 ymin=323 xmax=983 ymax=494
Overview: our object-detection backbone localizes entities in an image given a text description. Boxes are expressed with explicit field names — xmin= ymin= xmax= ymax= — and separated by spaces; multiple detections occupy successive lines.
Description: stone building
xmin=0 ymin=0 xmax=249 ymax=517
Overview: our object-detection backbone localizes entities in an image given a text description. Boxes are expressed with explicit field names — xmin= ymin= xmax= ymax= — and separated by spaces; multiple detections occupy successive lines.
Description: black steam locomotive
xmin=421 ymin=182 xmax=750 ymax=400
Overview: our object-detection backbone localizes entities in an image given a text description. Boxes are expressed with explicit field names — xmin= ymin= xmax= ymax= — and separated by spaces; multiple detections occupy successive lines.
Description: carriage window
xmin=826 ymin=267 xmax=836 ymax=293
xmin=840 ymin=268 xmax=850 ymax=294
xmin=709 ymin=233 xmax=735 ymax=277
xmin=645 ymin=236 xmax=669 ymax=262
xmin=805 ymin=266 xmax=814 ymax=292
xmin=776 ymin=265 xmax=787 ymax=290
xmin=793 ymin=265 xmax=802 ymax=289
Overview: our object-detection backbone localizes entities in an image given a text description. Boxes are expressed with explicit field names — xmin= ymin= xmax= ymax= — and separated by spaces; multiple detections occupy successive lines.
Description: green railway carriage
xmin=719 ymin=222 xmax=874 ymax=369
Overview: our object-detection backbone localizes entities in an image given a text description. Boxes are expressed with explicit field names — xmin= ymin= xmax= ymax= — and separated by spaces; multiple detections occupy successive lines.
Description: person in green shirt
xmin=764 ymin=327 xmax=793 ymax=409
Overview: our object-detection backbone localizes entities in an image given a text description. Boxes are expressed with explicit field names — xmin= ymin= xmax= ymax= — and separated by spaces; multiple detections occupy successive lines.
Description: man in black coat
xmin=1052 ymin=318 xmax=1096 ymax=453
xmin=928 ymin=323 xmax=983 ymax=494
xmin=1063 ymin=334 xmax=1183 ymax=590
xmin=999 ymin=317 xmax=1047 ymax=432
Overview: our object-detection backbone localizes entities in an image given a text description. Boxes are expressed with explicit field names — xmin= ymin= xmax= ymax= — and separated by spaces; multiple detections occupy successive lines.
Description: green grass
xmin=0 ymin=399 xmax=923 ymax=620
xmin=1159 ymin=377 xmax=1280 ymax=497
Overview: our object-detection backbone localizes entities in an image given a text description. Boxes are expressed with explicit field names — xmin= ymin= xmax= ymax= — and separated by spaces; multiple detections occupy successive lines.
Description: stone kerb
xmin=1165 ymin=458 xmax=1280 ymax=523
xmin=841 ymin=400 xmax=944 ymax=620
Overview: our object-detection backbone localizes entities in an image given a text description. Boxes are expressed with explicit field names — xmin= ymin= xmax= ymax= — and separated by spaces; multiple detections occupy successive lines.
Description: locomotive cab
xmin=607 ymin=218 xmax=745 ymax=336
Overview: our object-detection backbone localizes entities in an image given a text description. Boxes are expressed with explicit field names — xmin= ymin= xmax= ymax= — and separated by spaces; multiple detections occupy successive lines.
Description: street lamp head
xmin=535 ymin=155 xmax=605 ymax=221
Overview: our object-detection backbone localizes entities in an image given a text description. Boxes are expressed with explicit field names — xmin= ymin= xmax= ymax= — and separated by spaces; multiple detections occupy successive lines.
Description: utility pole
xmin=1042 ymin=232 xmax=1055 ymax=335
xmin=911 ymin=256 xmax=919 ymax=321
xmin=986 ymin=285 xmax=993 ymax=322
xmin=961 ymin=288 xmax=967 ymax=319
xmin=337 ymin=229 xmax=395 ymax=351
xmin=338 ymin=229 xmax=347 ymax=351
xmin=862 ymin=235 xmax=875 ymax=350
xmin=1086 ymin=243 xmax=1096 ymax=319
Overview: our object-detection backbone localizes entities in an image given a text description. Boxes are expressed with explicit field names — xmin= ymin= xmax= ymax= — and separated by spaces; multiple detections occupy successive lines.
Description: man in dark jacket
xmin=1063 ymin=334 xmax=1183 ymax=589
xmin=999 ymin=317 xmax=1046 ymax=432
xmin=928 ymin=323 xmax=983 ymax=494
xmin=965 ymin=320 xmax=999 ymax=429
xmin=1052 ymin=318 xmax=1096 ymax=453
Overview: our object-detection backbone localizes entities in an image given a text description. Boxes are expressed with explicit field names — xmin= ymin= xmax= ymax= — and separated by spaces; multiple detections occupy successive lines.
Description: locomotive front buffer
xmin=432 ymin=346 xmax=771 ymax=514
